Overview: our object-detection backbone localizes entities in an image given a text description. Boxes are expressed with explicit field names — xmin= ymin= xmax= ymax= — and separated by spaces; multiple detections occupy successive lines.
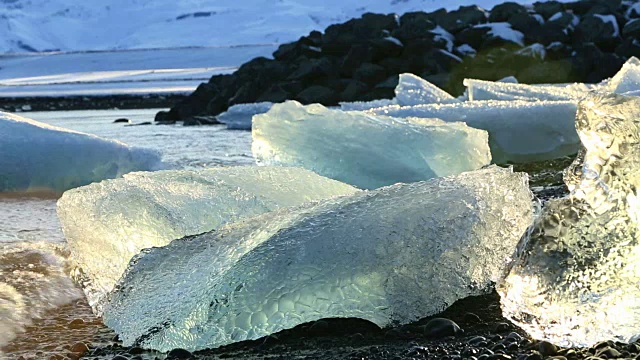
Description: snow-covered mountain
xmin=0 ymin=0 xmax=568 ymax=53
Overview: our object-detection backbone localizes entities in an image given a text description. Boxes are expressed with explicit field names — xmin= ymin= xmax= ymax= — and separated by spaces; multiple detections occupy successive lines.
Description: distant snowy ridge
xmin=0 ymin=0 xmax=572 ymax=53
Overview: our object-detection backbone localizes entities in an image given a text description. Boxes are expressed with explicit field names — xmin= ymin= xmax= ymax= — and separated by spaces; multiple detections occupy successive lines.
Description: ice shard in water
xmin=464 ymin=78 xmax=594 ymax=102
xmin=395 ymin=73 xmax=460 ymax=106
xmin=499 ymin=93 xmax=640 ymax=347
xmin=0 ymin=111 xmax=162 ymax=193
xmin=57 ymin=167 xmax=358 ymax=313
xmin=103 ymin=166 xmax=533 ymax=352
xmin=252 ymin=101 xmax=491 ymax=190
xmin=368 ymin=100 xmax=579 ymax=163
xmin=217 ymin=102 xmax=274 ymax=130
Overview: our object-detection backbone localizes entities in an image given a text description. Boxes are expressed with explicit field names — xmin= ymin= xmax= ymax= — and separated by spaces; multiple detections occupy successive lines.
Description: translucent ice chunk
xmin=103 ymin=166 xmax=534 ymax=352
xmin=0 ymin=111 xmax=162 ymax=193
xmin=604 ymin=57 xmax=640 ymax=94
xmin=499 ymin=93 xmax=640 ymax=347
xmin=369 ymin=100 xmax=579 ymax=163
xmin=57 ymin=166 xmax=357 ymax=312
xmin=395 ymin=73 xmax=460 ymax=106
xmin=217 ymin=102 xmax=274 ymax=130
xmin=464 ymin=78 xmax=594 ymax=102
xmin=252 ymin=101 xmax=491 ymax=189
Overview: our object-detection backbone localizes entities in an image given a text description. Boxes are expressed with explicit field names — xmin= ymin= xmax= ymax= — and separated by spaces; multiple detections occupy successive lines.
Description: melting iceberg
xmin=57 ymin=166 xmax=357 ymax=312
xmin=0 ymin=111 xmax=162 ymax=193
xmin=103 ymin=166 xmax=533 ymax=352
xmin=368 ymin=100 xmax=579 ymax=163
xmin=499 ymin=93 xmax=640 ymax=347
xmin=464 ymin=78 xmax=595 ymax=102
xmin=252 ymin=101 xmax=491 ymax=190
xmin=395 ymin=73 xmax=460 ymax=106
xmin=217 ymin=102 xmax=274 ymax=130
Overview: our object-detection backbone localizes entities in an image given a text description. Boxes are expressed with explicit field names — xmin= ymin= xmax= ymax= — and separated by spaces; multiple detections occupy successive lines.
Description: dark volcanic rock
xmin=438 ymin=6 xmax=488 ymax=33
xmin=296 ymin=85 xmax=338 ymax=105
xmin=353 ymin=62 xmax=387 ymax=84
xmin=488 ymin=2 xmax=528 ymax=23
xmin=422 ymin=318 xmax=463 ymax=338
xmin=393 ymin=12 xmax=437 ymax=41
xmin=155 ymin=0 xmax=639 ymax=121
xmin=623 ymin=18 xmax=640 ymax=39
xmin=533 ymin=1 xmax=565 ymax=19
xmin=574 ymin=14 xmax=620 ymax=51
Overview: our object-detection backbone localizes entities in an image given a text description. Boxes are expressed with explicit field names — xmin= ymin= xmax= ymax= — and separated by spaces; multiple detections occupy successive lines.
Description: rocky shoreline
xmin=0 ymin=94 xmax=187 ymax=113
xmin=82 ymin=291 xmax=640 ymax=360
xmin=156 ymin=0 xmax=639 ymax=123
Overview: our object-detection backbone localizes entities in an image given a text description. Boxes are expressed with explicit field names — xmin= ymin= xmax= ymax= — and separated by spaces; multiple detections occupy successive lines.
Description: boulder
xmin=488 ymin=2 xmax=528 ymax=23
xmin=296 ymin=85 xmax=339 ymax=105
xmin=533 ymin=1 xmax=565 ymax=20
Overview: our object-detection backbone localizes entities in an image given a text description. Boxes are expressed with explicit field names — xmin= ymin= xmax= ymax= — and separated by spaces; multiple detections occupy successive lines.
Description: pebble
xmin=422 ymin=318 xmax=463 ymax=338
xmin=535 ymin=340 xmax=558 ymax=356
xmin=468 ymin=336 xmax=488 ymax=346
xmin=464 ymin=312 xmax=482 ymax=323
xmin=596 ymin=346 xmax=622 ymax=358
xmin=67 ymin=318 xmax=85 ymax=329
xmin=69 ymin=342 xmax=89 ymax=354
xmin=167 ymin=348 xmax=193 ymax=359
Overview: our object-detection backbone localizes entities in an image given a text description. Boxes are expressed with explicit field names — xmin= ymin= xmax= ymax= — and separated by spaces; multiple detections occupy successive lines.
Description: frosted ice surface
xmin=103 ymin=166 xmax=534 ymax=352
xmin=395 ymin=73 xmax=460 ymax=106
xmin=252 ymin=101 xmax=491 ymax=189
xmin=369 ymin=100 xmax=579 ymax=163
xmin=499 ymin=93 xmax=640 ymax=347
xmin=217 ymin=102 xmax=274 ymax=130
xmin=604 ymin=57 xmax=640 ymax=94
xmin=0 ymin=111 xmax=162 ymax=193
xmin=57 ymin=166 xmax=358 ymax=312
xmin=339 ymin=98 xmax=397 ymax=111
xmin=464 ymin=78 xmax=594 ymax=102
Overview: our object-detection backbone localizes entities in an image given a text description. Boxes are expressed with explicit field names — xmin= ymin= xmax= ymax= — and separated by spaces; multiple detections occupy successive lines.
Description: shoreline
xmin=0 ymin=94 xmax=186 ymax=113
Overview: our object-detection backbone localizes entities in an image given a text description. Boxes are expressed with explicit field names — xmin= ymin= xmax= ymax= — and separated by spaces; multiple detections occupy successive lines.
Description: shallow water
xmin=0 ymin=109 xmax=253 ymax=359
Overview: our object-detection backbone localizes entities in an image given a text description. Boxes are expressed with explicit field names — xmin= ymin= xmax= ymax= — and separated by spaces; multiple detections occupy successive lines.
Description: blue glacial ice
xmin=102 ymin=165 xmax=533 ymax=352
xmin=368 ymin=100 xmax=579 ymax=163
xmin=217 ymin=102 xmax=274 ymax=130
xmin=252 ymin=101 xmax=491 ymax=189
xmin=57 ymin=166 xmax=357 ymax=312
xmin=0 ymin=111 xmax=162 ymax=193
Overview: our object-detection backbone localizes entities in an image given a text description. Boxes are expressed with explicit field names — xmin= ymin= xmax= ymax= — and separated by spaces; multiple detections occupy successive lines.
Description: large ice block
xmin=395 ymin=73 xmax=460 ymax=106
xmin=369 ymin=100 xmax=579 ymax=163
xmin=0 ymin=111 xmax=162 ymax=193
xmin=499 ymin=93 xmax=640 ymax=347
xmin=217 ymin=102 xmax=274 ymax=130
xmin=604 ymin=56 xmax=640 ymax=94
xmin=464 ymin=78 xmax=594 ymax=102
xmin=252 ymin=101 xmax=491 ymax=189
xmin=57 ymin=166 xmax=358 ymax=312
xmin=103 ymin=166 xmax=534 ymax=352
